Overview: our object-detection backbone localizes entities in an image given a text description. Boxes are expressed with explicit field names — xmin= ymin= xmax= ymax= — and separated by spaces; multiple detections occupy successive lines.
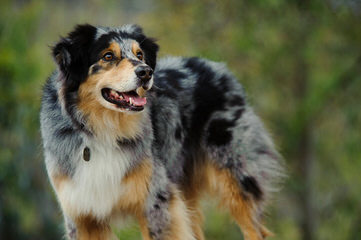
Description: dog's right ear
xmin=52 ymin=24 xmax=97 ymax=77
xmin=52 ymin=38 xmax=71 ymax=73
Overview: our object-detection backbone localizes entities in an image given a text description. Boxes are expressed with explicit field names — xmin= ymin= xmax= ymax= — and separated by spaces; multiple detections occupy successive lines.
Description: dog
xmin=40 ymin=24 xmax=284 ymax=240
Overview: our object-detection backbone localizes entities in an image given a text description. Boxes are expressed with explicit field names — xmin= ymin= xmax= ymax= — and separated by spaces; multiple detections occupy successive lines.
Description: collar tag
xmin=83 ymin=147 xmax=90 ymax=161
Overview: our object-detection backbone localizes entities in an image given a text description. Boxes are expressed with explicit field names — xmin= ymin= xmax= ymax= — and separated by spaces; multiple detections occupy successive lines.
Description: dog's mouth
xmin=101 ymin=88 xmax=146 ymax=111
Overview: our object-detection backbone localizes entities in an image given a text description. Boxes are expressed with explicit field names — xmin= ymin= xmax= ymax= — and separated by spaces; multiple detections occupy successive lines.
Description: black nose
xmin=135 ymin=65 xmax=153 ymax=83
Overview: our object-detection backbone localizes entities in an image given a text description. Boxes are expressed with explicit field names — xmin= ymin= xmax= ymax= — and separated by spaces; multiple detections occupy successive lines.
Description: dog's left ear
xmin=130 ymin=25 xmax=159 ymax=70
xmin=140 ymin=36 xmax=159 ymax=70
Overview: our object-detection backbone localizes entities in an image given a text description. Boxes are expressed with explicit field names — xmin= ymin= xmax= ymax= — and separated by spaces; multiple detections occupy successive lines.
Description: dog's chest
xmin=60 ymin=137 xmax=133 ymax=219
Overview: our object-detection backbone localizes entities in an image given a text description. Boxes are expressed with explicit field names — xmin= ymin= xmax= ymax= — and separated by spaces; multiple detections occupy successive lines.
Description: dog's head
xmin=53 ymin=24 xmax=159 ymax=113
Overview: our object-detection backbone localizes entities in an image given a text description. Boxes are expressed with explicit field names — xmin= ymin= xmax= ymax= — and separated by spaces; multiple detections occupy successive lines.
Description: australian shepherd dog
xmin=40 ymin=24 xmax=284 ymax=240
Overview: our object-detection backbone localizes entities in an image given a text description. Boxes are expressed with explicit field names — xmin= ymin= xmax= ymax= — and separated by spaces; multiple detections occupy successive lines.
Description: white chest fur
xmin=58 ymin=136 xmax=133 ymax=219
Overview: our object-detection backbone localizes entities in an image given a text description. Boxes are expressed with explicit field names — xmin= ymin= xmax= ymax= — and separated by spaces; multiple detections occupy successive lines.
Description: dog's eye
xmin=103 ymin=52 xmax=114 ymax=61
xmin=136 ymin=51 xmax=143 ymax=61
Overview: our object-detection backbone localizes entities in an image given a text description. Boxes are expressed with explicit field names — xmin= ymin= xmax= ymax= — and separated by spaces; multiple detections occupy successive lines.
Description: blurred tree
xmin=0 ymin=1 xmax=63 ymax=239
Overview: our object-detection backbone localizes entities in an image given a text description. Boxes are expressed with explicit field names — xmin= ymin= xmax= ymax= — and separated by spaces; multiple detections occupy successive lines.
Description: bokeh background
xmin=1 ymin=0 xmax=361 ymax=239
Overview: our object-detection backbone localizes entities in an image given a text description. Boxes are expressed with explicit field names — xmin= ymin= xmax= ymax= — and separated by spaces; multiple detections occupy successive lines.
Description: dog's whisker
xmin=151 ymin=83 xmax=165 ymax=91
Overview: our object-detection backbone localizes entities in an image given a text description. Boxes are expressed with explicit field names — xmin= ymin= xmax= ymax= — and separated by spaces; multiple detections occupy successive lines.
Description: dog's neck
xmin=78 ymin=98 xmax=147 ymax=143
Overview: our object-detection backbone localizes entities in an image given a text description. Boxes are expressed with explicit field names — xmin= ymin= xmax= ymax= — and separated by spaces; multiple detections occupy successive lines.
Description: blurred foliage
xmin=0 ymin=0 xmax=360 ymax=239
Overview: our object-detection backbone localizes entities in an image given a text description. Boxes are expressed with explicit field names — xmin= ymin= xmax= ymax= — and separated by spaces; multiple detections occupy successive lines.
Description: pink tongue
xmin=122 ymin=93 xmax=147 ymax=106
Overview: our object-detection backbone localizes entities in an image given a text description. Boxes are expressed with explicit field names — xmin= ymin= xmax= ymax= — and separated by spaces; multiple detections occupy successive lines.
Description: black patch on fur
xmin=180 ymin=108 xmax=189 ymax=129
xmin=228 ymin=95 xmax=245 ymax=107
xmin=175 ymin=125 xmax=182 ymax=140
xmin=91 ymin=64 xmax=101 ymax=74
xmin=117 ymin=137 xmax=139 ymax=148
xmin=149 ymin=230 xmax=156 ymax=238
xmin=52 ymin=24 xmax=98 ymax=132
xmin=233 ymin=108 xmax=244 ymax=120
xmin=178 ymin=57 xmax=233 ymax=185
xmin=152 ymin=69 xmax=186 ymax=100
xmin=128 ymin=58 xmax=142 ymax=66
xmin=256 ymin=148 xmax=278 ymax=160
xmin=150 ymin=105 xmax=163 ymax=159
xmin=161 ymin=69 xmax=185 ymax=90
xmin=53 ymin=24 xmax=97 ymax=84
xmin=139 ymin=38 xmax=158 ymax=70
xmin=206 ymin=119 xmax=235 ymax=146
xmin=46 ymin=81 xmax=58 ymax=105
xmin=56 ymin=127 xmax=74 ymax=139
xmin=156 ymin=192 xmax=168 ymax=203
xmin=41 ymin=78 xmax=60 ymax=113
xmin=241 ymin=176 xmax=263 ymax=200
xmin=90 ymin=31 xmax=120 ymax=62
xmin=184 ymin=57 xmax=229 ymax=145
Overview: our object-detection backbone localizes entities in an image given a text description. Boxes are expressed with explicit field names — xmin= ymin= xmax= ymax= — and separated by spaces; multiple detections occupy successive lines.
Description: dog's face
xmin=53 ymin=24 xmax=159 ymax=113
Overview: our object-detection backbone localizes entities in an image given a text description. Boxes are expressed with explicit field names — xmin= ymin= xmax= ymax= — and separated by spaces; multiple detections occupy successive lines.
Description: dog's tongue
xmin=122 ymin=92 xmax=147 ymax=106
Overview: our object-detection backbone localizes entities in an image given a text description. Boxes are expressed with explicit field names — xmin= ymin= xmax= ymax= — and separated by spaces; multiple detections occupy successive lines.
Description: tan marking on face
xmin=85 ymin=58 xmax=135 ymax=88
xmin=101 ymin=42 xmax=122 ymax=60
xmin=78 ymin=58 xmax=143 ymax=140
xmin=132 ymin=41 xmax=145 ymax=62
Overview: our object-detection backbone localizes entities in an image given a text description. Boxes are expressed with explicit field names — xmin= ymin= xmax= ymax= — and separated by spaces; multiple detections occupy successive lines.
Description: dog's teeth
xmin=119 ymin=94 xmax=123 ymax=99
xmin=129 ymin=97 xmax=133 ymax=105
xmin=111 ymin=89 xmax=117 ymax=95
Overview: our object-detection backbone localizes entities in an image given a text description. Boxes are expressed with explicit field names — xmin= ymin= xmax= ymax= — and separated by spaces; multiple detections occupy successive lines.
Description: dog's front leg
xmin=138 ymin=162 xmax=195 ymax=240
xmin=67 ymin=215 xmax=113 ymax=240
xmin=49 ymin=173 xmax=114 ymax=240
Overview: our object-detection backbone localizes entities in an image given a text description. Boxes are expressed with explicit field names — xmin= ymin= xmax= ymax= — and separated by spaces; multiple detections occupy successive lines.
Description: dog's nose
xmin=135 ymin=65 xmax=153 ymax=83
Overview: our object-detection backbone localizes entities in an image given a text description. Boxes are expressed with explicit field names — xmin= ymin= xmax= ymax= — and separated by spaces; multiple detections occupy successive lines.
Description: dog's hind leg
xmin=181 ymin=161 xmax=207 ymax=240
xmin=185 ymin=199 xmax=204 ymax=240
xmin=182 ymin=184 xmax=205 ymax=240
xmin=203 ymin=108 xmax=284 ymax=239
xmin=205 ymin=163 xmax=271 ymax=240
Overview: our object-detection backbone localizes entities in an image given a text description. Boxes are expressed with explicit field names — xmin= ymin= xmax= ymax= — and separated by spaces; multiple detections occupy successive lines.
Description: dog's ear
xmin=52 ymin=24 xmax=97 ymax=79
xmin=52 ymin=38 xmax=71 ymax=73
xmin=128 ymin=25 xmax=159 ymax=70
xmin=140 ymin=36 xmax=159 ymax=70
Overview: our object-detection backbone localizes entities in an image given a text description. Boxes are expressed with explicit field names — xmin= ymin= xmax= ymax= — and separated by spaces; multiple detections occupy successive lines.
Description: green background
xmin=0 ymin=0 xmax=360 ymax=239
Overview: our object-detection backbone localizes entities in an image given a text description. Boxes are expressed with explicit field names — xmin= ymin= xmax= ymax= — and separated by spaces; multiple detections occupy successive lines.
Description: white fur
xmin=56 ymin=135 xmax=133 ymax=220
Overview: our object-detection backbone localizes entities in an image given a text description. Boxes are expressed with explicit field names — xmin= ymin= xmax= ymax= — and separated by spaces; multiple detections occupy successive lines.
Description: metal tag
xmin=83 ymin=147 xmax=90 ymax=161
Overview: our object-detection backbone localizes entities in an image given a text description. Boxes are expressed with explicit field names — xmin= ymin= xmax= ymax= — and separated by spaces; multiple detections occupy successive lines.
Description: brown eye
xmin=136 ymin=51 xmax=143 ymax=60
xmin=103 ymin=52 xmax=114 ymax=61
